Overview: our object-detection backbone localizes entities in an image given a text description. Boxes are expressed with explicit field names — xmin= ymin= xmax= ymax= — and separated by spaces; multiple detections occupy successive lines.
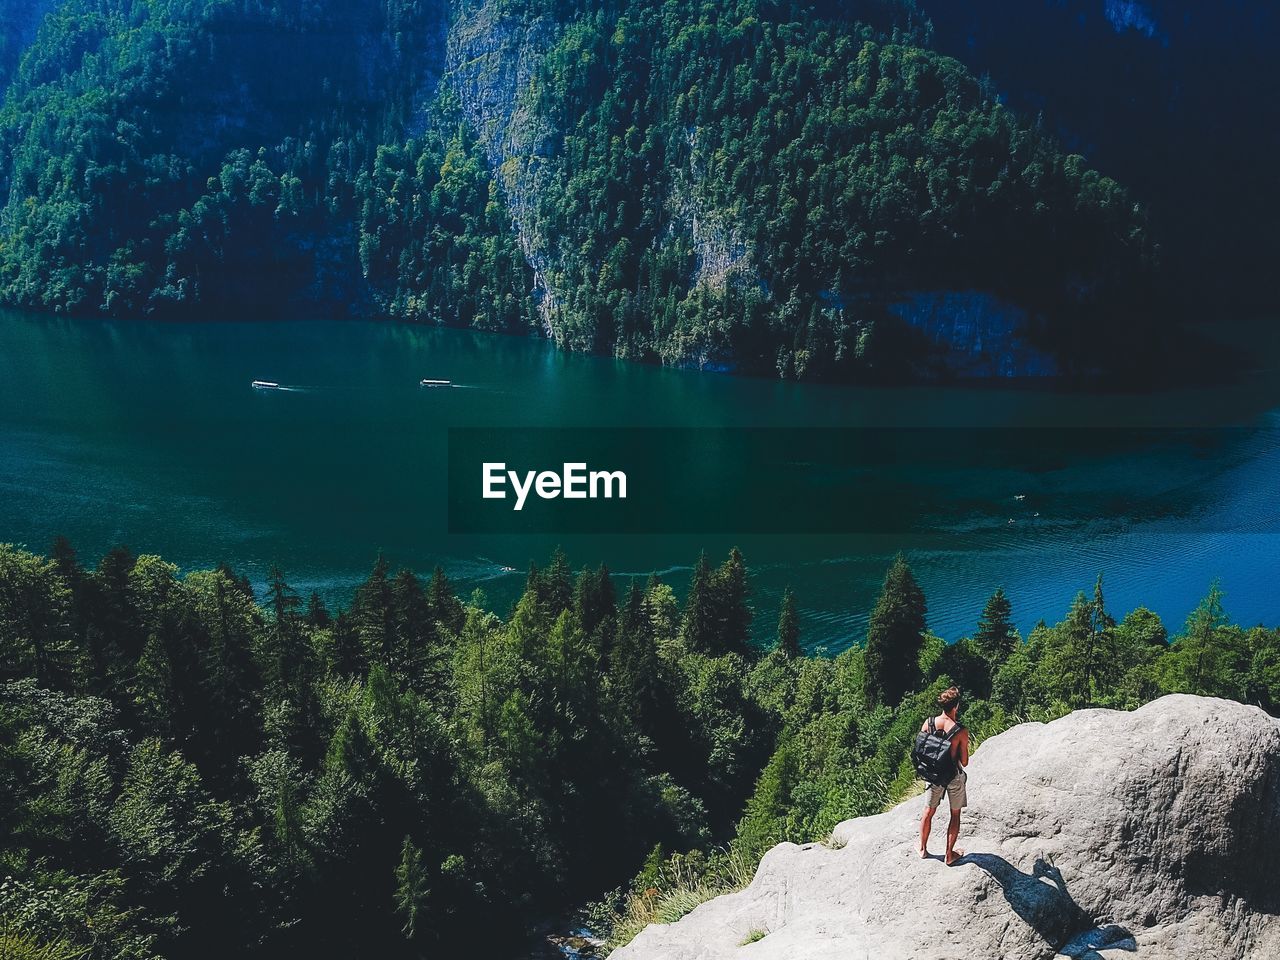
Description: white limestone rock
xmin=611 ymin=695 xmax=1280 ymax=960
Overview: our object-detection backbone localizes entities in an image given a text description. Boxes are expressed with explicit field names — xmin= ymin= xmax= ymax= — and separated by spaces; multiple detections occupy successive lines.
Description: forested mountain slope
xmin=0 ymin=1 xmax=1163 ymax=378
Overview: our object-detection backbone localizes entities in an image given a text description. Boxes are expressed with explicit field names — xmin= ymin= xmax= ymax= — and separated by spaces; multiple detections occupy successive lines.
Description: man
xmin=918 ymin=686 xmax=970 ymax=865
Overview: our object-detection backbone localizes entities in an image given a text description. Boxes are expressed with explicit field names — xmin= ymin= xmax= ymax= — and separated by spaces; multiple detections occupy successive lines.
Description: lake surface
xmin=2 ymin=310 xmax=1278 ymax=650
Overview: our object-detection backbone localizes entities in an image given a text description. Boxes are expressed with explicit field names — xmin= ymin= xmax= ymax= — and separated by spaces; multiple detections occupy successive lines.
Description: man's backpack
xmin=911 ymin=717 xmax=964 ymax=786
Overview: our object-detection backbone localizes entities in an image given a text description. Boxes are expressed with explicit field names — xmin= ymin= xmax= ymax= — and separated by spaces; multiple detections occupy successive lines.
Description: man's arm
xmin=957 ymin=728 xmax=970 ymax=768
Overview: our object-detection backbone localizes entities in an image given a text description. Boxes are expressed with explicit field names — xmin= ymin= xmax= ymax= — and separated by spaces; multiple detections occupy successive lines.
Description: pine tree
xmin=261 ymin=567 xmax=318 ymax=756
xmin=215 ymin=562 xmax=254 ymax=599
xmin=354 ymin=553 xmax=396 ymax=668
xmin=191 ymin=569 xmax=261 ymax=768
xmin=713 ymin=547 xmax=752 ymax=656
xmin=775 ymin=587 xmax=800 ymax=658
xmin=324 ymin=608 xmax=367 ymax=677
xmin=93 ymin=547 xmax=143 ymax=665
xmin=304 ymin=591 xmax=331 ymax=629
xmin=863 ymin=554 xmax=927 ymax=706
xmin=1062 ymin=591 xmax=1099 ymax=707
xmin=128 ymin=556 xmax=200 ymax=737
xmin=0 ymin=546 xmax=82 ymax=689
xmin=1186 ymin=581 xmax=1228 ymax=693
xmin=264 ymin=566 xmax=305 ymax=698
xmin=574 ymin=563 xmax=617 ymax=648
xmin=973 ymin=588 xmax=1015 ymax=663
xmin=394 ymin=836 xmax=429 ymax=940
xmin=680 ymin=552 xmax=716 ymax=654
xmin=543 ymin=547 xmax=574 ymax=616
xmin=428 ymin=565 xmax=465 ymax=636
xmin=391 ymin=567 xmax=434 ymax=684
xmin=609 ymin=582 xmax=667 ymax=748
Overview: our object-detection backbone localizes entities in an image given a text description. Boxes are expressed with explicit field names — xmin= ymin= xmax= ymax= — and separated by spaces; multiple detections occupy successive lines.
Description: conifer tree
xmin=264 ymin=566 xmax=306 ymax=698
xmin=305 ymin=591 xmax=331 ymax=629
xmin=93 ymin=547 xmax=143 ymax=665
xmin=391 ymin=567 xmax=434 ymax=685
xmin=775 ymin=587 xmax=800 ymax=658
xmin=1185 ymin=582 xmax=1229 ymax=693
xmin=394 ymin=836 xmax=429 ymax=940
xmin=324 ymin=608 xmax=367 ymax=677
xmin=864 ymin=554 xmax=927 ymax=706
xmin=428 ymin=565 xmax=465 ymax=637
xmin=713 ymin=547 xmax=753 ymax=656
xmin=574 ymin=563 xmax=617 ymax=649
xmin=354 ymin=554 xmax=396 ymax=668
xmin=0 ymin=545 xmax=81 ymax=689
xmin=680 ymin=552 xmax=716 ymax=654
xmin=544 ymin=548 xmax=574 ymax=616
xmin=610 ymin=582 xmax=667 ymax=748
xmin=974 ymin=588 xmax=1015 ymax=663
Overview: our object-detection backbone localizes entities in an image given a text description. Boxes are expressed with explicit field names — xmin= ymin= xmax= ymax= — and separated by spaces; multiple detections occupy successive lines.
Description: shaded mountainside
xmin=924 ymin=0 xmax=1280 ymax=315
xmin=613 ymin=695 xmax=1280 ymax=960
xmin=0 ymin=1 xmax=1176 ymax=378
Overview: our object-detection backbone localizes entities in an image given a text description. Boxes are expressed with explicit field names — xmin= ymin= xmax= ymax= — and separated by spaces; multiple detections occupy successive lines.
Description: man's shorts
xmin=925 ymin=769 xmax=967 ymax=810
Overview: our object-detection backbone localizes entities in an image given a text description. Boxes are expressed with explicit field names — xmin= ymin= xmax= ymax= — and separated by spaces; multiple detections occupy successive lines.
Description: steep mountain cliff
xmin=0 ymin=0 xmax=1168 ymax=378
xmin=613 ymin=695 xmax=1280 ymax=959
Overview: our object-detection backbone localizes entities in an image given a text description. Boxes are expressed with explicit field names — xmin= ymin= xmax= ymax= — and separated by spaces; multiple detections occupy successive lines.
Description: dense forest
xmin=2 ymin=539 xmax=1276 ymax=957
xmin=0 ymin=0 xmax=1162 ymax=378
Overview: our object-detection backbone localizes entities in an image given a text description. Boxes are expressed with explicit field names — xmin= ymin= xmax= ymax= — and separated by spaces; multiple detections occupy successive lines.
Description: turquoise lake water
xmin=2 ymin=310 xmax=1278 ymax=650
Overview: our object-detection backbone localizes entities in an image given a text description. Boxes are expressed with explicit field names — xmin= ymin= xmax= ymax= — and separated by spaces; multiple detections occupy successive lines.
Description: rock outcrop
xmin=887 ymin=291 xmax=1059 ymax=378
xmin=446 ymin=0 xmax=560 ymax=332
xmin=612 ymin=695 xmax=1280 ymax=960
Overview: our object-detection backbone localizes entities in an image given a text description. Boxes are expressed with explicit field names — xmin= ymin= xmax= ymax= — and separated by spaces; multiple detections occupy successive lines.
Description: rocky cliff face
xmin=442 ymin=2 xmax=1085 ymax=377
xmin=612 ymin=694 xmax=1280 ymax=960
xmin=446 ymin=0 xmax=559 ymax=332
xmin=886 ymin=290 xmax=1059 ymax=378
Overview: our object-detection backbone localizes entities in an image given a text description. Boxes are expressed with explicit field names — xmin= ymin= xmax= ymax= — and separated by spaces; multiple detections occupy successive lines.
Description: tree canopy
xmin=2 ymin=540 xmax=1276 ymax=956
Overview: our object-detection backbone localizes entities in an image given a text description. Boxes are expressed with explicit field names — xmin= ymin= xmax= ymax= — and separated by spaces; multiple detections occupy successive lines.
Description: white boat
xmin=420 ymin=378 xmax=451 ymax=387
xmin=252 ymin=380 xmax=280 ymax=389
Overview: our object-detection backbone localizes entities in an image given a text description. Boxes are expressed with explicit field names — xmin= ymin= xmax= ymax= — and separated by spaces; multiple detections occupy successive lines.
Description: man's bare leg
xmin=945 ymin=809 xmax=964 ymax=865
xmin=919 ymin=805 xmax=936 ymax=857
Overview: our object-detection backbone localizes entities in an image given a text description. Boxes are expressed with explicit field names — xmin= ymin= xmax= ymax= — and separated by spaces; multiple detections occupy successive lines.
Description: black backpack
xmin=911 ymin=717 xmax=964 ymax=786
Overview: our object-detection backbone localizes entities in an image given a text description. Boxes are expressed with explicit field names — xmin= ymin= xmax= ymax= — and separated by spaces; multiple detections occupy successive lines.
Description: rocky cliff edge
xmin=611 ymin=695 xmax=1280 ymax=960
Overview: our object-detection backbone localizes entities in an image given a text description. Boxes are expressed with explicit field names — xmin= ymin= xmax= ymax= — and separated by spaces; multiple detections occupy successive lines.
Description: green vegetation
xmin=519 ymin=0 xmax=1154 ymax=376
xmin=2 ymin=538 xmax=1276 ymax=956
xmin=0 ymin=0 xmax=1156 ymax=377
xmin=0 ymin=0 xmax=532 ymax=329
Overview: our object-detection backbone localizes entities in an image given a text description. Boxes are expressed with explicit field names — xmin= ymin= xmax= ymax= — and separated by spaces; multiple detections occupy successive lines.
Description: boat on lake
xmin=251 ymin=380 xmax=280 ymax=389
xmin=420 ymin=378 xmax=451 ymax=387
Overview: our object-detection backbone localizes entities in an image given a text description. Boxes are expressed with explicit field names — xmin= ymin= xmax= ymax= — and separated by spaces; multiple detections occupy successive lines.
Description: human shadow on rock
xmin=960 ymin=854 xmax=1137 ymax=959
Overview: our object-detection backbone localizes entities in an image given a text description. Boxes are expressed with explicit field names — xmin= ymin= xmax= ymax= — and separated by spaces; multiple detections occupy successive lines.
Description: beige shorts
xmin=925 ymin=769 xmax=967 ymax=810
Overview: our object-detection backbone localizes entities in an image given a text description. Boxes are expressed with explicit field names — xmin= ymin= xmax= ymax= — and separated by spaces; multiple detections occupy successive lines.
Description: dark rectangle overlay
xmin=447 ymin=427 xmax=1266 ymax=535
